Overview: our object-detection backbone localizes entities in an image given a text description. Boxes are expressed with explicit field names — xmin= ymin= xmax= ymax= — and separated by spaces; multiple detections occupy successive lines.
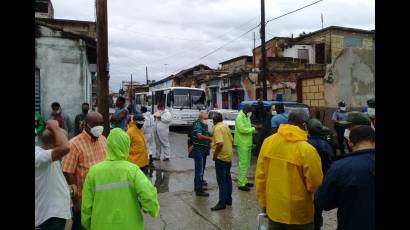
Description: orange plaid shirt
xmin=62 ymin=131 xmax=107 ymax=206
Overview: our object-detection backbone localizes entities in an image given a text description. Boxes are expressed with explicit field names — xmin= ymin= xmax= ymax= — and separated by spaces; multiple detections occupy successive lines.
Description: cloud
xmin=51 ymin=0 xmax=374 ymax=90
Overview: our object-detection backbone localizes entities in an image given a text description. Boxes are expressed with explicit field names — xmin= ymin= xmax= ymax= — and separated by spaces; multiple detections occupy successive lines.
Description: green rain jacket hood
xmin=106 ymin=127 xmax=130 ymax=161
xmin=81 ymin=128 xmax=160 ymax=230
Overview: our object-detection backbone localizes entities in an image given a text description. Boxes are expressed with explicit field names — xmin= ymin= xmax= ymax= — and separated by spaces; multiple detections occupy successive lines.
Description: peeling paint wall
xmin=324 ymin=48 xmax=375 ymax=108
xmin=36 ymin=25 xmax=92 ymax=137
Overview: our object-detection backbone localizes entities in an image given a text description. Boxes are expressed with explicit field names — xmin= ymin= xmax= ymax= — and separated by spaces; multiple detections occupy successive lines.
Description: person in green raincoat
xmin=35 ymin=111 xmax=45 ymax=136
xmin=81 ymin=128 xmax=160 ymax=230
xmin=234 ymin=104 xmax=260 ymax=191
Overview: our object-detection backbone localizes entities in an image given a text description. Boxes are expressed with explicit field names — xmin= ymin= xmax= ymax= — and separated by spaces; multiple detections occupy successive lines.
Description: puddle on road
xmin=146 ymin=168 xmax=170 ymax=193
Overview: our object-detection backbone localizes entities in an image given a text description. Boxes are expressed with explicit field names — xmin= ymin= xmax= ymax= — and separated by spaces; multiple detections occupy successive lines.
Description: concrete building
xmin=35 ymin=0 xmax=54 ymax=19
xmin=291 ymin=26 xmax=375 ymax=126
xmin=35 ymin=20 xmax=96 ymax=137
xmin=149 ymin=64 xmax=212 ymax=90
xmin=250 ymin=26 xmax=374 ymax=127
xmin=217 ymin=56 xmax=254 ymax=110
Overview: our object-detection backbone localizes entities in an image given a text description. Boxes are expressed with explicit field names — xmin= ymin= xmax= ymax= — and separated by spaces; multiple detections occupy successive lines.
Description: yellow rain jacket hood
xmin=81 ymin=128 xmax=160 ymax=230
xmin=255 ymin=124 xmax=323 ymax=224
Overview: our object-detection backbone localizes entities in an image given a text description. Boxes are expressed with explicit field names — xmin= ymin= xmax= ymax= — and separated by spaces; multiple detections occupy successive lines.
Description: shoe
xmin=246 ymin=183 xmax=254 ymax=187
xmin=203 ymin=180 xmax=208 ymax=186
xmin=211 ymin=204 xmax=226 ymax=211
xmin=203 ymin=187 xmax=208 ymax=191
xmin=196 ymin=191 xmax=210 ymax=197
xmin=238 ymin=186 xmax=250 ymax=191
xmin=163 ymin=158 xmax=170 ymax=161
xmin=152 ymin=157 xmax=160 ymax=161
xmin=226 ymin=201 xmax=232 ymax=206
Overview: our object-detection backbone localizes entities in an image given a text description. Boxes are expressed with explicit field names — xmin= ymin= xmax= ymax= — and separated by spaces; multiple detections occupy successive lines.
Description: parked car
xmin=238 ymin=100 xmax=310 ymax=124
xmin=207 ymin=109 xmax=238 ymax=135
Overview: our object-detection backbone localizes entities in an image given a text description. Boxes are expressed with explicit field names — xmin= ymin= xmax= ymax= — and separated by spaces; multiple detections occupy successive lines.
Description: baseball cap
xmin=340 ymin=111 xmax=371 ymax=126
xmin=132 ymin=113 xmax=145 ymax=124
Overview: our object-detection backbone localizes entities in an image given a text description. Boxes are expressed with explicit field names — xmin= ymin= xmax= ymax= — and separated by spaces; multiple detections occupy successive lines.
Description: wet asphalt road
xmin=143 ymin=128 xmax=337 ymax=230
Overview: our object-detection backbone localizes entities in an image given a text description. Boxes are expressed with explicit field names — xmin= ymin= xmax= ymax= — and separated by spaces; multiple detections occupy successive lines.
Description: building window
xmin=35 ymin=69 xmax=41 ymax=112
xmin=36 ymin=1 xmax=49 ymax=13
xmin=297 ymin=49 xmax=309 ymax=62
xmin=344 ymin=36 xmax=362 ymax=48
xmin=315 ymin=43 xmax=325 ymax=64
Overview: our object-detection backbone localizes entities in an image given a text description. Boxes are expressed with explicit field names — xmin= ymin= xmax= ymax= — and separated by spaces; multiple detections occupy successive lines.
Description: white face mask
xmin=247 ymin=112 xmax=252 ymax=117
xmin=202 ymin=119 xmax=208 ymax=125
xmin=344 ymin=129 xmax=350 ymax=141
xmin=340 ymin=107 xmax=346 ymax=111
xmin=271 ymin=111 xmax=277 ymax=116
xmin=368 ymin=108 xmax=375 ymax=117
xmin=90 ymin=125 xmax=104 ymax=138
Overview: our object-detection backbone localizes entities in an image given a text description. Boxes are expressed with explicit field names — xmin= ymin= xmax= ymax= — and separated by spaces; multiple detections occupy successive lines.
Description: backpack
xmin=187 ymin=122 xmax=195 ymax=158
xmin=309 ymin=137 xmax=336 ymax=174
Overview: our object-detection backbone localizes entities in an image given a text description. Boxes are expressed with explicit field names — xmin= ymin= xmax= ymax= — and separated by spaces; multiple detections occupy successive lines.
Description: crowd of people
xmin=35 ymin=97 xmax=170 ymax=230
xmin=188 ymin=99 xmax=375 ymax=230
xmin=35 ymin=97 xmax=375 ymax=230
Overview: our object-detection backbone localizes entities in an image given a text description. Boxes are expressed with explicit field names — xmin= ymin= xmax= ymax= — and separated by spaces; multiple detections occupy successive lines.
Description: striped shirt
xmin=61 ymin=131 xmax=107 ymax=206
xmin=192 ymin=120 xmax=210 ymax=152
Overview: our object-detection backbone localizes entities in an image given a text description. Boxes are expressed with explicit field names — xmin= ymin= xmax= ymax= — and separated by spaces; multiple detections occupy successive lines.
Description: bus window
xmin=166 ymin=92 xmax=171 ymax=107
xmin=191 ymin=90 xmax=206 ymax=110
xmin=135 ymin=95 xmax=141 ymax=104
xmin=172 ymin=89 xmax=190 ymax=109
xmin=147 ymin=95 xmax=152 ymax=106
xmin=155 ymin=91 xmax=166 ymax=106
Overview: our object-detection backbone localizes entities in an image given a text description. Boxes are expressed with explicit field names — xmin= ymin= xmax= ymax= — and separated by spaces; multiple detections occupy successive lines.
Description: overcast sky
xmin=51 ymin=0 xmax=375 ymax=91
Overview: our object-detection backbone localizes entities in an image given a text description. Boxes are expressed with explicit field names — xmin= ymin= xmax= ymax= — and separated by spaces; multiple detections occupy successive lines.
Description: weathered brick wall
xmin=302 ymin=77 xmax=325 ymax=107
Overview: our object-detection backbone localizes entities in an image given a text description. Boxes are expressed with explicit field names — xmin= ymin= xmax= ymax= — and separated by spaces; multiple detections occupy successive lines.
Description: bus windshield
xmin=172 ymin=89 xmax=190 ymax=109
xmin=191 ymin=90 xmax=206 ymax=110
xmin=171 ymin=89 xmax=206 ymax=110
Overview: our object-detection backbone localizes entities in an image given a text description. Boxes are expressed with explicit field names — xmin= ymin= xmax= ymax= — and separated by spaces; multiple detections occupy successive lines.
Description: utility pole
xmin=96 ymin=0 xmax=110 ymax=136
xmin=146 ymin=66 xmax=148 ymax=85
xmin=260 ymin=0 xmax=268 ymax=100
xmin=253 ymin=31 xmax=256 ymax=50
xmin=129 ymin=74 xmax=133 ymax=114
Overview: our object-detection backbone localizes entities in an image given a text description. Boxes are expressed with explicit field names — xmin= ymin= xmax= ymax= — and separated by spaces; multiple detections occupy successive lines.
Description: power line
xmin=111 ymin=27 xmax=210 ymax=42
xmin=265 ymin=0 xmax=324 ymax=25
xmin=172 ymin=0 xmax=325 ymax=73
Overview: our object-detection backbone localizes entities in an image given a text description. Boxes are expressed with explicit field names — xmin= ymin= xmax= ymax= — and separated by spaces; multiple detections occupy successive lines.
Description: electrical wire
xmin=172 ymin=0 xmax=325 ymax=73
xmin=265 ymin=0 xmax=324 ymax=25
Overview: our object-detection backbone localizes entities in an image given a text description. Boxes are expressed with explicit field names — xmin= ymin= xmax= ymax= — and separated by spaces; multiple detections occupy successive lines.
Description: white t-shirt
xmin=35 ymin=146 xmax=71 ymax=227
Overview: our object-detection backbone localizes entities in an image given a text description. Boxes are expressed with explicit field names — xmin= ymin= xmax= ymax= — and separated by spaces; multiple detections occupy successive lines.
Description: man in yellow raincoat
xmin=255 ymin=110 xmax=323 ymax=229
xmin=127 ymin=114 xmax=149 ymax=173
xmin=81 ymin=128 xmax=160 ymax=230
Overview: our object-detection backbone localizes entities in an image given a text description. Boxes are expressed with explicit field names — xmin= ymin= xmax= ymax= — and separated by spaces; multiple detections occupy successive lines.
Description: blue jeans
xmin=193 ymin=148 xmax=207 ymax=192
xmin=72 ymin=209 xmax=84 ymax=230
xmin=215 ymin=159 xmax=232 ymax=206
xmin=36 ymin=217 xmax=66 ymax=230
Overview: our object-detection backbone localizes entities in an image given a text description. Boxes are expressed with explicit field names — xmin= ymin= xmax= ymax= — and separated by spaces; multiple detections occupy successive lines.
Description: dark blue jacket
xmin=315 ymin=149 xmax=375 ymax=230
xmin=308 ymin=136 xmax=336 ymax=174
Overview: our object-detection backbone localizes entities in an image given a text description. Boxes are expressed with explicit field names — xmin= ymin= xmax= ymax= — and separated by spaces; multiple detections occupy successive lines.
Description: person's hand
xmin=46 ymin=120 xmax=59 ymax=129
xmin=69 ymin=184 xmax=78 ymax=198
xmin=255 ymin=124 xmax=263 ymax=130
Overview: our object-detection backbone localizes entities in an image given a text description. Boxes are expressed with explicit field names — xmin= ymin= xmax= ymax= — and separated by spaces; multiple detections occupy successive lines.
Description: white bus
xmin=151 ymin=87 xmax=207 ymax=126
xmin=134 ymin=92 xmax=152 ymax=113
